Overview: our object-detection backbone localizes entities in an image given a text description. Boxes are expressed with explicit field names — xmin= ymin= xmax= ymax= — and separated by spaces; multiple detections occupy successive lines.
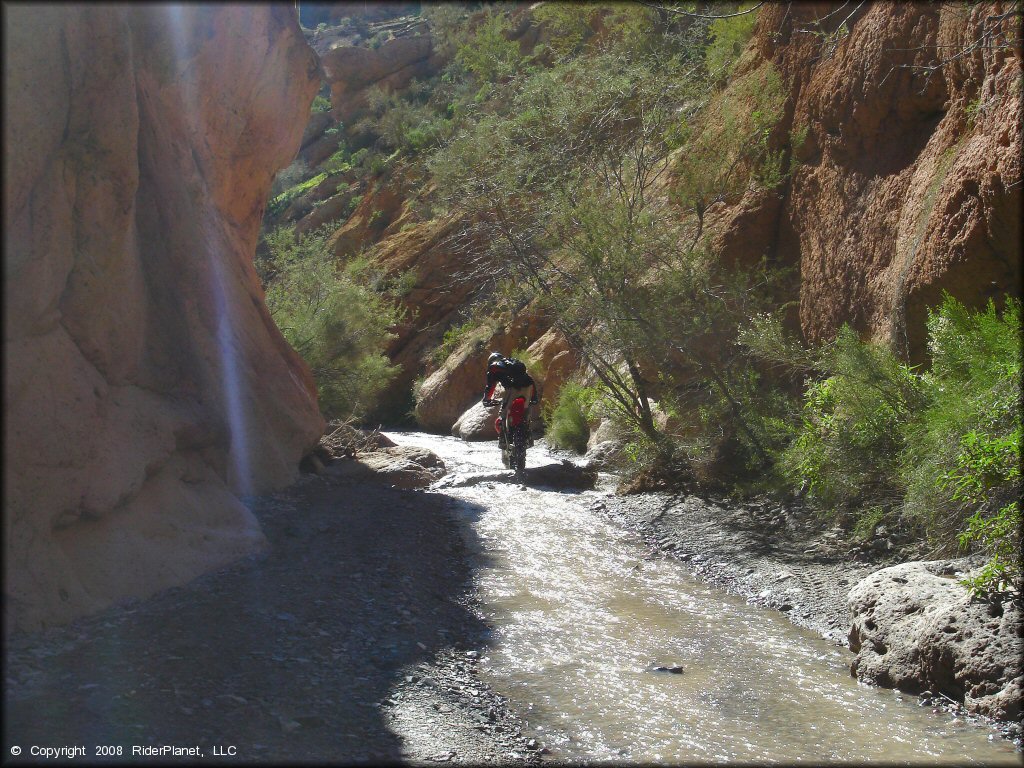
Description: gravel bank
xmin=595 ymin=491 xmax=901 ymax=645
xmin=4 ymin=469 xmax=539 ymax=765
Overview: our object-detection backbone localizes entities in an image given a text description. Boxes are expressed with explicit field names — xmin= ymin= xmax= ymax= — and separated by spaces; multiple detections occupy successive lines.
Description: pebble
xmin=652 ymin=665 xmax=684 ymax=674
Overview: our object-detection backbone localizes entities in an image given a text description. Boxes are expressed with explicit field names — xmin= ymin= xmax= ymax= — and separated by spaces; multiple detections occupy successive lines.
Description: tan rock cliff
xmin=3 ymin=5 xmax=323 ymax=632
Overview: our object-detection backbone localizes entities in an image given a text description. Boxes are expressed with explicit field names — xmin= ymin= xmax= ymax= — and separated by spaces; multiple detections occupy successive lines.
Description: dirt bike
xmin=488 ymin=395 xmax=531 ymax=475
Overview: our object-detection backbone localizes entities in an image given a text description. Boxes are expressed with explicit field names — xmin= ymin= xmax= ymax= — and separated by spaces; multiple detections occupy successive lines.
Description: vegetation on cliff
xmin=261 ymin=2 xmax=1021 ymax=594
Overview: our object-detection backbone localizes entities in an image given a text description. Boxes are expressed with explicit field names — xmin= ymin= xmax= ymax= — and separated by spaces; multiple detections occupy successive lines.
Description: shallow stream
xmin=387 ymin=432 xmax=1018 ymax=764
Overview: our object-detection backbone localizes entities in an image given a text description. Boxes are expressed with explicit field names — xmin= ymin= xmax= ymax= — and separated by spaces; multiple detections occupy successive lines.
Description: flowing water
xmin=387 ymin=432 xmax=1019 ymax=764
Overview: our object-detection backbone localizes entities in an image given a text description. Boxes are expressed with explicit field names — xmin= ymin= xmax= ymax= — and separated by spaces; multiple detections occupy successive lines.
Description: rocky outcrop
xmin=3 ymin=6 xmax=323 ymax=632
xmin=524 ymin=328 xmax=580 ymax=407
xmin=740 ymin=2 xmax=1022 ymax=358
xmin=321 ymin=28 xmax=444 ymax=125
xmin=848 ymin=561 xmax=1022 ymax=720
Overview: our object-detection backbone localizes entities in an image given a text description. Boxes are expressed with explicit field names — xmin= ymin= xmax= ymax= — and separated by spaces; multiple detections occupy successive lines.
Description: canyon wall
xmin=3 ymin=5 xmax=324 ymax=632
xmin=733 ymin=1 xmax=1021 ymax=358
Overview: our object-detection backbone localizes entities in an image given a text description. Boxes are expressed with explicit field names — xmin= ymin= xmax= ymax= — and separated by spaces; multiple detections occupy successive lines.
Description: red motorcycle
xmin=494 ymin=395 xmax=531 ymax=475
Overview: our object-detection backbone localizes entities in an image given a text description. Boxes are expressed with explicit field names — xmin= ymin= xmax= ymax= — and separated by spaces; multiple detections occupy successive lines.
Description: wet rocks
xmin=523 ymin=461 xmax=597 ymax=490
xmin=848 ymin=561 xmax=1022 ymax=721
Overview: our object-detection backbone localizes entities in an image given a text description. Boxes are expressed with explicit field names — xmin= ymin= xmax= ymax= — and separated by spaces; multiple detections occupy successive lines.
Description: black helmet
xmin=487 ymin=351 xmax=503 ymax=366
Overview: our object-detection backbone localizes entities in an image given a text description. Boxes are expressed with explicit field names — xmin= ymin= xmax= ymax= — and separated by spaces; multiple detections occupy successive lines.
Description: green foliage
xmin=777 ymin=295 xmax=1021 ymax=593
xmin=905 ymin=295 xmax=1021 ymax=593
xmin=546 ymin=382 xmax=601 ymax=454
xmin=430 ymin=318 xmax=489 ymax=367
xmin=704 ymin=4 xmax=759 ymax=79
xmin=780 ymin=326 xmax=922 ymax=507
xmin=532 ymin=3 xmax=598 ymax=56
xmin=323 ymin=146 xmax=351 ymax=175
xmin=422 ymin=3 xmax=471 ymax=57
xmin=671 ymin=61 xmax=787 ymax=238
xmin=852 ymin=506 xmax=889 ymax=542
xmin=311 ymin=94 xmax=332 ymax=113
xmin=269 ymin=172 xmax=327 ymax=217
xmin=455 ymin=9 xmax=522 ymax=83
xmin=260 ymin=225 xmax=400 ymax=420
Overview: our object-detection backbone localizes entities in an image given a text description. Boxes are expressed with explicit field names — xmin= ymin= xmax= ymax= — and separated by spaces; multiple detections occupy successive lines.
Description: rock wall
xmin=740 ymin=2 xmax=1022 ymax=358
xmin=3 ymin=5 xmax=324 ymax=632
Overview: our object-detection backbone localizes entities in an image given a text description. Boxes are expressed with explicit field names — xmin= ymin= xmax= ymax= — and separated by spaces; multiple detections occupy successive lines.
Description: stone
xmin=650 ymin=664 xmax=684 ymax=674
xmin=329 ymin=445 xmax=446 ymax=489
xmin=452 ymin=401 xmax=503 ymax=442
xmin=848 ymin=560 xmax=1022 ymax=721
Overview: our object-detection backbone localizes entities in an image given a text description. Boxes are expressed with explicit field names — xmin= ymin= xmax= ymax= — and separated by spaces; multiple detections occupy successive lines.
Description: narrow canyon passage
xmin=390 ymin=432 xmax=1019 ymax=764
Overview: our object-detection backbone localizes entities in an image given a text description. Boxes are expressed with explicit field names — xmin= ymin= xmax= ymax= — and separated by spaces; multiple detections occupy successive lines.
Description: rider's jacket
xmin=483 ymin=357 xmax=536 ymax=403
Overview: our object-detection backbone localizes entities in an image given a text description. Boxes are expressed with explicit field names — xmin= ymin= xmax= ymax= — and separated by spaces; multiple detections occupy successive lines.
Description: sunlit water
xmin=387 ymin=432 xmax=1019 ymax=764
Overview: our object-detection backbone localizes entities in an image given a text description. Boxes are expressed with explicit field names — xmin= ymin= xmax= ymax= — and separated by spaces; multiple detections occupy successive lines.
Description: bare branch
xmin=637 ymin=1 xmax=766 ymax=20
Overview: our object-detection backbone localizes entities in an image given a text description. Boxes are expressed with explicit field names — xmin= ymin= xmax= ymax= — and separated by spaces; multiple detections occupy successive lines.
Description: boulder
xmin=524 ymin=460 xmax=597 ymax=490
xmin=414 ymin=313 xmax=549 ymax=434
xmin=329 ymin=445 xmax=446 ymax=489
xmin=524 ymin=328 xmax=580 ymax=406
xmin=848 ymin=561 xmax=1022 ymax=721
xmin=452 ymin=401 xmax=503 ymax=442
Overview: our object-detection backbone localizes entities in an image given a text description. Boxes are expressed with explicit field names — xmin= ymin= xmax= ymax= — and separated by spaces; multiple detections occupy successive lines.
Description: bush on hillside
xmin=261 ymin=225 xmax=400 ymax=420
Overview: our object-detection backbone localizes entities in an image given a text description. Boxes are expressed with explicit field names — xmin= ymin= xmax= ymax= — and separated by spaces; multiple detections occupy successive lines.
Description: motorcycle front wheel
xmin=510 ymin=422 xmax=527 ymax=474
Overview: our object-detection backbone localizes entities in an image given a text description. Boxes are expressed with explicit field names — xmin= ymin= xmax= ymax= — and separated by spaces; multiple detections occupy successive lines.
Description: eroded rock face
xmin=848 ymin=561 xmax=1022 ymax=720
xmin=747 ymin=3 xmax=1023 ymax=357
xmin=3 ymin=6 xmax=323 ymax=632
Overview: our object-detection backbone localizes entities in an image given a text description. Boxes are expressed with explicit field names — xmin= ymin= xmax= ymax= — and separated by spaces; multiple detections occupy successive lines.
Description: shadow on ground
xmin=4 ymin=475 xmax=499 ymax=765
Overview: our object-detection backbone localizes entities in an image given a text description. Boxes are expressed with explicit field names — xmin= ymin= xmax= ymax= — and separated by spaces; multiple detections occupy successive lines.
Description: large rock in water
xmin=452 ymin=401 xmax=504 ymax=442
xmin=848 ymin=561 xmax=1022 ymax=721
xmin=3 ymin=6 xmax=323 ymax=633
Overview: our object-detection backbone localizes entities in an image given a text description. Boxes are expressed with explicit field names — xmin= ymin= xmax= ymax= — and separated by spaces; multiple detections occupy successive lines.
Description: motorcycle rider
xmin=482 ymin=351 xmax=538 ymax=448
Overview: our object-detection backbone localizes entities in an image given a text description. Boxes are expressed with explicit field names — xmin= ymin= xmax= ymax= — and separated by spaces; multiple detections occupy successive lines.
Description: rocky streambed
xmin=5 ymin=432 xmax=1020 ymax=764
xmin=4 ymin=467 xmax=539 ymax=765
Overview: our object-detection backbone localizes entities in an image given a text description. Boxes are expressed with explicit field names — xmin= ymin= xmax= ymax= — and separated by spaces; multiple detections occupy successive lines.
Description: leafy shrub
xmin=780 ymin=325 xmax=922 ymax=508
xmin=323 ymin=146 xmax=351 ymax=175
xmin=455 ymin=9 xmax=522 ymax=83
xmin=269 ymin=158 xmax=310 ymax=201
xmin=903 ymin=295 xmax=1021 ymax=592
xmin=779 ymin=295 xmax=1021 ymax=594
xmin=261 ymin=225 xmax=400 ymax=420
xmin=546 ymin=382 xmax=600 ymax=454
xmin=269 ymin=172 xmax=327 ymax=216
xmin=430 ymin=318 xmax=486 ymax=367
xmin=311 ymin=94 xmax=332 ymax=113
